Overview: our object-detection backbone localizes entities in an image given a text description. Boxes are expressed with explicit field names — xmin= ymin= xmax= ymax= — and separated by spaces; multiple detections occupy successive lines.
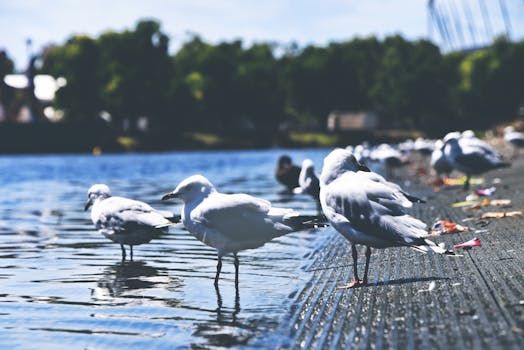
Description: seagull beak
xmin=84 ymin=198 xmax=93 ymax=211
xmin=162 ymin=192 xmax=178 ymax=201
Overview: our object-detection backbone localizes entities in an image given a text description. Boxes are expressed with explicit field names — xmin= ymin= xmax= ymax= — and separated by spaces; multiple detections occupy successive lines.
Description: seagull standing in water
xmin=85 ymin=184 xmax=174 ymax=260
xmin=443 ymin=133 xmax=509 ymax=190
xmin=162 ymin=175 xmax=323 ymax=286
xmin=319 ymin=148 xmax=446 ymax=289
xmin=275 ymin=155 xmax=301 ymax=192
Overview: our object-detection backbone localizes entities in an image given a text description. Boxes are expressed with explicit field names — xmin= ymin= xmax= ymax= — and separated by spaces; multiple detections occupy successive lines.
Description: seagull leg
xmin=214 ymin=256 xmax=222 ymax=286
xmin=463 ymin=174 xmax=471 ymax=191
xmin=130 ymin=245 xmax=134 ymax=261
xmin=361 ymin=246 xmax=371 ymax=285
xmin=120 ymin=244 xmax=126 ymax=260
xmin=338 ymin=243 xmax=361 ymax=289
xmin=233 ymin=253 xmax=239 ymax=288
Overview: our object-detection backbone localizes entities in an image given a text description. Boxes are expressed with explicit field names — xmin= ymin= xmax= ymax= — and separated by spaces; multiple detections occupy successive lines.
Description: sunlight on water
xmin=0 ymin=149 xmax=332 ymax=349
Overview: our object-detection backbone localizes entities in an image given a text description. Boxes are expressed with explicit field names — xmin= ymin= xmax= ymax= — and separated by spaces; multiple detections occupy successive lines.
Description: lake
xmin=0 ymin=149 xmax=333 ymax=349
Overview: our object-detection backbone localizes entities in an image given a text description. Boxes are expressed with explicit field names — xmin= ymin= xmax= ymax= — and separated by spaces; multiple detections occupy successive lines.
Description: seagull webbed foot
xmin=338 ymin=278 xmax=364 ymax=289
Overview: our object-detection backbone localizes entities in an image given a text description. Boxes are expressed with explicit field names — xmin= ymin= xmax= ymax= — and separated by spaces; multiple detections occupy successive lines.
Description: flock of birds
xmin=85 ymin=126 xmax=524 ymax=289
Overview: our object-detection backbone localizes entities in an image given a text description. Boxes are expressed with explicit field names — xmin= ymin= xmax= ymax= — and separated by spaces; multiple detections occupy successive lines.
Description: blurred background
xmin=0 ymin=0 xmax=523 ymax=153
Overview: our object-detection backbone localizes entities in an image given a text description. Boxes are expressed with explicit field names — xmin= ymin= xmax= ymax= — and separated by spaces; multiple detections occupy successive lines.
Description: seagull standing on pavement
xmin=443 ymin=133 xmax=510 ymax=190
xmin=504 ymin=126 xmax=524 ymax=158
xmin=298 ymin=159 xmax=320 ymax=202
xmin=162 ymin=175 xmax=324 ymax=286
xmin=430 ymin=139 xmax=454 ymax=179
xmin=85 ymin=184 xmax=175 ymax=260
xmin=319 ymin=149 xmax=446 ymax=289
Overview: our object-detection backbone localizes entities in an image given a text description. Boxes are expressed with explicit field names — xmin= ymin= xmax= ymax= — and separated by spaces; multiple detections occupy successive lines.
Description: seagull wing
xmin=193 ymin=192 xmax=296 ymax=241
xmin=96 ymin=197 xmax=172 ymax=232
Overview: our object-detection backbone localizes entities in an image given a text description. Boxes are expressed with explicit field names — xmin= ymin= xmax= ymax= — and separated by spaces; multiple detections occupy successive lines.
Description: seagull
xmin=368 ymin=143 xmax=406 ymax=178
xmin=443 ymin=133 xmax=510 ymax=190
xmin=85 ymin=184 xmax=175 ymax=260
xmin=430 ymin=139 xmax=454 ymax=178
xmin=319 ymin=148 xmax=446 ymax=289
xmin=162 ymin=174 xmax=324 ymax=286
xmin=298 ymin=159 xmax=320 ymax=202
xmin=504 ymin=126 xmax=524 ymax=158
xmin=275 ymin=155 xmax=301 ymax=192
xmin=414 ymin=137 xmax=435 ymax=156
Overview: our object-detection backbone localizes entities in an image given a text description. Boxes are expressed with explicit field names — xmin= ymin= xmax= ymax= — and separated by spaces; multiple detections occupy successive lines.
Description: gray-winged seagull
xmin=319 ymin=148 xmax=446 ymax=289
xmin=85 ymin=184 xmax=175 ymax=260
xmin=162 ymin=174 xmax=324 ymax=286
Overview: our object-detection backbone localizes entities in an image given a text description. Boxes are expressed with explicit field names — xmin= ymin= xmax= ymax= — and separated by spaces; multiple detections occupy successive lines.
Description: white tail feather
xmin=410 ymin=239 xmax=448 ymax=254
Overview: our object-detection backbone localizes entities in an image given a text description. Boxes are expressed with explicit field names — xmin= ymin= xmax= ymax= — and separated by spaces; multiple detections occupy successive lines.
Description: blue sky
xmin=1 ymin=0 xmax=523 ymax=70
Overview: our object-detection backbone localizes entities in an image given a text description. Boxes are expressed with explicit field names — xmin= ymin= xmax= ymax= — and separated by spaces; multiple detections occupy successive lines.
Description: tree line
xmin=34 ymin=20 xmax=524 ymax=136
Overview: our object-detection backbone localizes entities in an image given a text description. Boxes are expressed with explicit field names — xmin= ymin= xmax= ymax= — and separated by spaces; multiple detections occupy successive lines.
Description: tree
xmin=41 ymin=35 xmax=103 ymax=121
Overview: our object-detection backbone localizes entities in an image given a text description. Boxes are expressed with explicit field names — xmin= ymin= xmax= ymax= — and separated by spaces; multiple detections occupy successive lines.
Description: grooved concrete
xmin=278 ymin=155 xmax=524 ymax=350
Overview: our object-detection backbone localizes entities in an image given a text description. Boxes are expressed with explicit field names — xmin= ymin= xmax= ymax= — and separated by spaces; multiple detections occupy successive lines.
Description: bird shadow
xmin=372 ymin=276 xmax=449 ymax=287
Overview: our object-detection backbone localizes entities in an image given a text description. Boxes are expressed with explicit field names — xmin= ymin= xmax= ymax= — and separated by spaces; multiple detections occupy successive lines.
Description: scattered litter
xmin=442 ymin=177 xmax=484 ymax=186
xmin=451 ymin=282 xmax=462 ymax=287
xmin=418 ymin=281 xmax=436 ymax=293
xmin=454 ymin=237 xmax=481 ymax=250
xmin=492 ymin=178 xmax=502 ymax=184
xmin=475 ymin=220 xmax=490 ymax=227
xmin=458 ymin=309 xmax=476 ymax=316
xmin=430 ymin=176 xmax=484 ymax=191
xmin=431 ymin=219 xmax=469 ymax=235
xmin=463 ymin=198 xmax=490 ymax=211
xmin=451 ymin=200 xmax=478 ymax=208
xmin=465 ymin=194 xmax=478 ymax=201
xmin=474 ymin=229 xmax=489 ymax=234
xmin=489 ymin=199 xmax=512 ymax=207
xmin=394 ymin=317 xmax=405 ymax=322
xmin=475 ymin=187 xmax=496 ymax=196
xmin=512 ymin=327 xmax=523 ymax=335
xmin=462 ymin=198 xmax=511 ymax=211
xmin=480 ymin=211 xmax=522 ymax=219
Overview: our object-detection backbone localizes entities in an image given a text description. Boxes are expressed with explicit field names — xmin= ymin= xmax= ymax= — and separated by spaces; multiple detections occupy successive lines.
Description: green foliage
xmin=38 ymin=21 xmax=524 ymax=136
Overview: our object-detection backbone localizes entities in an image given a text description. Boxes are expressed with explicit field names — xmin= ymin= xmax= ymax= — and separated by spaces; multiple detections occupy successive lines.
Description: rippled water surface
xmin=0 ymin=149 xmax=331 ymax=349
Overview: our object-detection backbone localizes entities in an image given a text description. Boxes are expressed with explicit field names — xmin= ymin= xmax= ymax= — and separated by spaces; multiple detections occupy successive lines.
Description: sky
xmin=1 ymin=0 xmax=523 ymax=70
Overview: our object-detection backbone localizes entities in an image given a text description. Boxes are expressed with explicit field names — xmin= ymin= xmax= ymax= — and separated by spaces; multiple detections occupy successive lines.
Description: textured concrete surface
xmin=277 ymin=155 xmax=524 ymax=350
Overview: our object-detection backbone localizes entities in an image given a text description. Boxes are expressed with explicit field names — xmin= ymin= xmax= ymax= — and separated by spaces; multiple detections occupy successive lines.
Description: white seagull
xmin=298 ymin=159 xmax=320 ymax=202
xmin=443 ymin=133 xmax=509 ymax=190
xmin=319 ymin=148 xmax=446 ymax=289
xmin=430 ymin=139 xmax=453 ymax=178
xmin=85 ymin=184 xmax=175 ymax=260
xmin=504 ymin=126 xmax=524 ymax=158
xmin=162 ymin=174 xmax=324 ymax=286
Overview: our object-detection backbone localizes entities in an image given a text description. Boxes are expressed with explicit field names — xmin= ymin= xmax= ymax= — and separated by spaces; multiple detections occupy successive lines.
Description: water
xmin=0 ymin=149 xmax=331 ymax=349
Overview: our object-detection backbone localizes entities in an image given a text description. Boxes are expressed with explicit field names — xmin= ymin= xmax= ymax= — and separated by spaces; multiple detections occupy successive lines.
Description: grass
xmin=187 ymin=132 xmax=223 ymax=146
xmin=288 ymin=132 xmax=338 ymax=147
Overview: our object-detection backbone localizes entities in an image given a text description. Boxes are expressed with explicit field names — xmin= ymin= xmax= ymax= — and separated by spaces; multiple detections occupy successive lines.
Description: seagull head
xmin=301 ymin=159 xmax=315 ymax=175
xmin=320 ymin=148 xmax=367 ymax=185
xmin=277 ymin=155 xmax=293 ymax=169
xmin=162 ymin=174 xmax=215 ymax=203
xmin=462 ymin=130 xmax=475 ymax=138
xmin=85 ymin=184 xmax=111 ymax=211
xmin=443 ymin=131 xmax=461 ymax=143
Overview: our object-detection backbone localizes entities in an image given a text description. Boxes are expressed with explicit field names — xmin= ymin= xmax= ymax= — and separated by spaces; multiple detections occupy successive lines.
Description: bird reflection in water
xmin=214 ymin=282 xmax=240 ymax=324
xmin=91 ymin=260 xmax=177 ymax=302
xmin=191 ymin=283 xmax=251 ymax=348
